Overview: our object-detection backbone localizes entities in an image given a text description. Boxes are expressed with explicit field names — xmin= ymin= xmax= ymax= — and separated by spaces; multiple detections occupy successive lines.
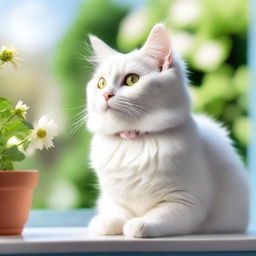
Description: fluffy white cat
xmin=86 ymin=24 xmax=249 ymax=238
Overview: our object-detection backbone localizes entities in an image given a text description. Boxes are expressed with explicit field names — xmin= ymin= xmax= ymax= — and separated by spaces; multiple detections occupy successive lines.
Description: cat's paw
xmin=123 ymin=217 xmax=155 ymax=238
xmin=88 ymin=215 xmax=126 ymax=235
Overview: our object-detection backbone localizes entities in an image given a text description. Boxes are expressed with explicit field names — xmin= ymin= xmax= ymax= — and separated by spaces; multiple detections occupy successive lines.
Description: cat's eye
xmin=124 ymin=74 xmax=139 ymax=86
xmin=97 ymin=77 xmax=106 ymax=89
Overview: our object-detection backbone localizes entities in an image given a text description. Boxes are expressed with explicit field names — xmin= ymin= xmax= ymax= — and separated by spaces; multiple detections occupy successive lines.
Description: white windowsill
xmin=0 ymin=227 xmax=256 ymax=254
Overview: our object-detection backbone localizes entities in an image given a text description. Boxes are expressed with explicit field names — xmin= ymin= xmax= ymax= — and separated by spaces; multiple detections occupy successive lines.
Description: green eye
xmin=98 ymin=77 xmax=106 ymax=89
xmin=125 ymin=74 xmax=139 ymax=86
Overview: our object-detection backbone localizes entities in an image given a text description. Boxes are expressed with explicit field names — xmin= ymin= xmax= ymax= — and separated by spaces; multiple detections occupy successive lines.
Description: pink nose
xmin=103 ymin=92 xmax=114 ymax=102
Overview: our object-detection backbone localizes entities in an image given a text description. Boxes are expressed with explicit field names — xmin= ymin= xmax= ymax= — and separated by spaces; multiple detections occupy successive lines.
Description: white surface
xmin=0 ymin=227 xmax=256 ymax=254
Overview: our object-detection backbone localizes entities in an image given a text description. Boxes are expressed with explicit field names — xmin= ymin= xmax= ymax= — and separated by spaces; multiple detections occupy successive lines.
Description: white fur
xmin=86 ymin=24 xmax=249 ymax=238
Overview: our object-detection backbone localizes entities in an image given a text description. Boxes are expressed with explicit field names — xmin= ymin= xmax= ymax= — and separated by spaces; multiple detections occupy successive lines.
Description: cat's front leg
xmin=89 ymin=198 xmax=134 ymax=235
xmin=89 ymin=215 xmax=127 ymax=235
xmin=123 ymin=201 xmax=206 ymax=238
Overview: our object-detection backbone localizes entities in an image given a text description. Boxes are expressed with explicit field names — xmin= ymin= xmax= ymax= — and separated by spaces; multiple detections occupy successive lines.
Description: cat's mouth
xmin=117 ymin=130 xmax=149 ymax=139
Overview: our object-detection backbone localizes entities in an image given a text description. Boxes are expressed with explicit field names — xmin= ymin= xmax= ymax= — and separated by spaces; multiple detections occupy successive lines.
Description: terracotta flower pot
xmin=0 ymin=170 xmax=39 ymax=235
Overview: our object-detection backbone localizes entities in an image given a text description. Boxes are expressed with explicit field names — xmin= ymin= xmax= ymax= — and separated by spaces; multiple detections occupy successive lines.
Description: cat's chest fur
xmin=90 ymin=128 xmax=198 ymax=214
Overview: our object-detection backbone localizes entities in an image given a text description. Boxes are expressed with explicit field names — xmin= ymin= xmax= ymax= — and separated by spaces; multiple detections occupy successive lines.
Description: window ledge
xmin=0 ymin=227 xmax=256 ymax=254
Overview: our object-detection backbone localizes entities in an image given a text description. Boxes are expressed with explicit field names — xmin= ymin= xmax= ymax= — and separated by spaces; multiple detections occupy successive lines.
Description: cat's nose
xmin=103 ymin=92 xmax=114 ymax=102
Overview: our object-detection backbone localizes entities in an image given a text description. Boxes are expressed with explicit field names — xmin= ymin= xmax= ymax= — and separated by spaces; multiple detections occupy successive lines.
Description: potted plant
xmin=0 ymin=46 xmax=58 ymax=235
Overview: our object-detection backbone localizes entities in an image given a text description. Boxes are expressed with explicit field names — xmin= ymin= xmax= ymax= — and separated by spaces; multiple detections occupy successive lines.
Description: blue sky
xmin=0 ymin=0 xmax=145 ymax=53
xmin=0 ymin=0 xmax=84 ymax=52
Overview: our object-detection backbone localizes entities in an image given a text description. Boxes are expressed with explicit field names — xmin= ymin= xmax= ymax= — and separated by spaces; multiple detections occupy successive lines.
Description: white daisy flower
xmin=29 ymin=115 xmax=58 ymax=150
xmin=0 ymin=46 xmax=18 ymax=66
xmin=15 ymin=100 xmax=29 ymax=119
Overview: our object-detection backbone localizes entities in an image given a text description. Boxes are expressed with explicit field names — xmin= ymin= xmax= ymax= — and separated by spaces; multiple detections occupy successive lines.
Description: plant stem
xmin=16 ymin=136 xmax=30 ymax=147
xmin=0 ymin=157 xmax=4 ymax=171
xmin=0 ymin=113 xmax=16 ymax=134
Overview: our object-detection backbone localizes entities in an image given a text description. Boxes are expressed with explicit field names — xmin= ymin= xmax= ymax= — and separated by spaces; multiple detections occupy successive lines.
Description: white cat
xmin=86 ymin=24 xmax=249 ymax=238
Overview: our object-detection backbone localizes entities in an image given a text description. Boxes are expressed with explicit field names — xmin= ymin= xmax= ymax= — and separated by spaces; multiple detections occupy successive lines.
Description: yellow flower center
xmin=0 ymin=49 xmax=16 ymax=62
xmin=36 ymin=128 xmax=47 ymax=139
xmin=15 ymin=108 xmax=25 ymax=114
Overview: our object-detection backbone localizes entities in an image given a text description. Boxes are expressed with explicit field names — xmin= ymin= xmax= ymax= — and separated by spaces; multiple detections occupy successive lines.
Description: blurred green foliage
xmin=54 ymin=0 xmax=128 ymax=208
xmin=55 ymin=0 xmax=249 ymax=208
xmin=117 ymin=0 xmax=249 ymax=156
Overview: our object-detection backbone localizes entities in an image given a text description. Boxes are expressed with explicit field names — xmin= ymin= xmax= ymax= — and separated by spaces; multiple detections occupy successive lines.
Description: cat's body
xmin=86 ymin=24 xmax=249 ymax=238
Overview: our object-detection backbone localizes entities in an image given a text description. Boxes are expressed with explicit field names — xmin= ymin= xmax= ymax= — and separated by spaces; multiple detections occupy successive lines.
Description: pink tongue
xmin=120 ymin=131 xmax=140 ymax=139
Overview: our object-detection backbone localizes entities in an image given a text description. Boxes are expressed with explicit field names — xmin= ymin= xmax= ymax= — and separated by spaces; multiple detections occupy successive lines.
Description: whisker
xmin=64 ymin=104 xmax=85 ymax=111
xmin=65 ymin=107 xmax=89 ymax=140
xmin=69 ymin=113 xmax=88 ymax=131
xmin=69 ymin=108 xmax=87 ymax=122
xmin=67 ymin=116 xmax=87 ymax=138
xmin=70 ymin=116 xmax=86 ymax=129
xmin=126 ymin=99 xmax=153 ymax=113
xmin=115 ymin=97 xmax=151 ymax=117
xmin=113 ymin=101 xmax=143 ymax=119
xmin=71 ymin=109 xmax=87 ymax=121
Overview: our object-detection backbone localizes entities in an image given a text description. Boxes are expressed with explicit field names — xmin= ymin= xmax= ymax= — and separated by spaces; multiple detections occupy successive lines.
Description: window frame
xmin=248 ymin=0 xmax=256 ymax=232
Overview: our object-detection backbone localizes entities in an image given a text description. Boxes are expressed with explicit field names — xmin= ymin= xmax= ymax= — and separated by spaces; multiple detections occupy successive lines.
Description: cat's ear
xmin=89 ymin=35 xmax=115 ymax=63
xmin=142 ymin=24 xmax=172 ymax=67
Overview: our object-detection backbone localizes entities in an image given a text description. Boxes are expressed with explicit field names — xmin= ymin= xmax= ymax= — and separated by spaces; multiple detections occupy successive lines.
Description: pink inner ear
xmin=142 ymin=24 xmax=172 ymax=67
xmin=161 ymin=52 xmax=173 ymax=70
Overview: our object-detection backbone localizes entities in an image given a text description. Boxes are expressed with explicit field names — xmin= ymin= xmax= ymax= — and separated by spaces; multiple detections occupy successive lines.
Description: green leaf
xmin=2 ymin=146 xmax=25 ymax=161
xmin=0 ymin=109 xmax=12 ymax=124
xmin=5 ymin=120 xmax=30 ymax=132
xmin=0 ymin=159 xmax=14 ymax=170
xmin=0 ymin=135 xmax=4 ymax=146
xmin=4 ymin=120 xmax=31 ymax=140
xmin=0 ymin=97 xmax=12 ymax=112
xmin=0 ymin=135 xmax=5 ymax=154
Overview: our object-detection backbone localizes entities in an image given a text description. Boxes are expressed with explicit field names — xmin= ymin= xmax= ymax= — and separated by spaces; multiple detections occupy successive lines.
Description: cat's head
xmin=86 ymin=24 xmax=191 ymax=137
